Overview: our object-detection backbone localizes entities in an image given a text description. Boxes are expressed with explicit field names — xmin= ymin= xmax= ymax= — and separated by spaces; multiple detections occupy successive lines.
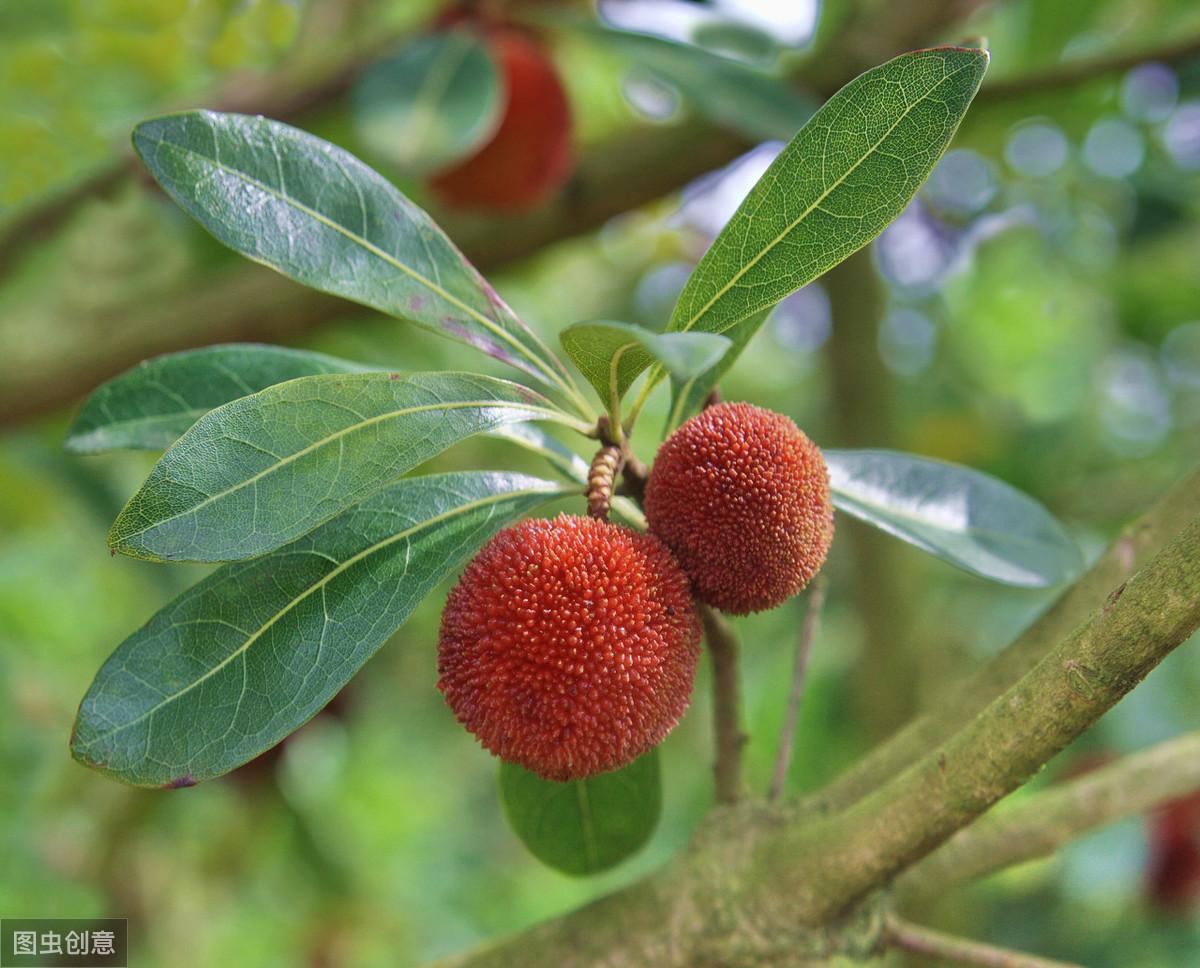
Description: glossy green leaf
xmin=73 ymin=472 xmax=572 ymax=788
xmin=65 ymin=343 xmax=369 ymax=454
xmin=824 ymin=449 xmax=1083 ymax=588
xmin=499 ymin=750 xmax=661 ymax=876
xmin=353 ymin=30 xmax=501 ymax=175
xmin=560 ymin=320 xmax=729 ymax=421
xmin=669 ymin=46 xmax=989 ymax=340
xmin=667 ymin=307 xmax=771 ymax=431
xmin=132 ymin=111 xmax=581 ymax=404
xmin=580 ymin=22 xmax=811 ymax=140
xmin=108 ymin=371 xmax=583 ymax=563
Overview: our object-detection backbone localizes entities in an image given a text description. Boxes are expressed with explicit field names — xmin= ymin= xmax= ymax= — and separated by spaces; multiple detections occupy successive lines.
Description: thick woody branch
xmin=897 ymin=730 xmax=1200 ymax=904
xmin=761 ymin=513 xmax=1200 ymax=921
xmin=817 ymin=464 xmax=1200 ymax=812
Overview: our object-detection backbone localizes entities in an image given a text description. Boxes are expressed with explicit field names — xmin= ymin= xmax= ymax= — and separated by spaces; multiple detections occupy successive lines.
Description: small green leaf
xmin=65 ymin=343 xmax=369 ymax=454
xmin=73 ymin=472 xmax=572 ymax=788
xmin=353 ymin=30 xmax=502 ymax=174
xmin=667 ymin=307 xmax=771 ymax=431
xmin=669 ymin=46 xmax=989 ymax=340
xmin=560 ymin=320 xmax=729 ymax=421
xmin=108 ymin=371 xmax=584 ymax=563
xmin=132 ymin=111 xmax=583 ymax=408
xmin=499 ymin=750 xmax=662 ymax=876
xmin=578 ymin=22 xmax=811 ymax=140
xmin=824 ymin=449 xmax=1083 ymax=588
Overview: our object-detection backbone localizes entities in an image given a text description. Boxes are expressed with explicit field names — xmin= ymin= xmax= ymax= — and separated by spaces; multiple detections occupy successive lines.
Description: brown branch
xmin=977 ymin=33 xmax=1200 ymax=102
xmin=883 ymin=915 xmax=1082 ymax=968
xmin=760 ymin=512 xmax=1200 ymax=922
xmin=768 ymin=575 xmax=826 ymax=802
xmin=817 ymin=464 xmax=1200 ymax=813
xmin=701 ymin=605 xmax=746 ymax=805
xmin=898 ymin=730 xmax=1200 ymax=904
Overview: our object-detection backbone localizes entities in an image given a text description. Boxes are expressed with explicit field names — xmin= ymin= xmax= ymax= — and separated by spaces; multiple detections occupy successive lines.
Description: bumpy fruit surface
xmin=429 ymin=27 xmax=573 ymax=211
xmin=437 ymin=514 xmax=701 ymax=780
xmin=645 ymin=402 xmax=834 ymax=615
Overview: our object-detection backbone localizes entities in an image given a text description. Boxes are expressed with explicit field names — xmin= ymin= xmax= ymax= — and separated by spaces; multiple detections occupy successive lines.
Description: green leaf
xmin=352 ymin=30 xmax=502 ymax=175
xmin=65 ymin=343 xmax=369 ymax=454
xmin=108 ymin=371 xmax=584 ymax=563
xmin=578 ymin=22 xmax=811 ymax=141
xmin=499 ymin=750 xmax=661 ymax=876
xmin=669 ymin=46 xmax=989 ymax=340
xmin=132 ymin=111 xmax=582 ymax=406
xmin=560 ymin=320 xmax=729 ymax=422
xmin=667 ymin=307 xmax=771 ymax=431
xmin=824 ymin=449 xmax=1083 ymax=588
xmin=73 ymin=472 xmax=572 ymax=788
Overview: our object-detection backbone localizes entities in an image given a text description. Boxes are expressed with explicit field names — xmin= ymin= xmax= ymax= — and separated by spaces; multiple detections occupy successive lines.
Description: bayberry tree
xmin=49 ymin=12 xmax=1200 ymax=968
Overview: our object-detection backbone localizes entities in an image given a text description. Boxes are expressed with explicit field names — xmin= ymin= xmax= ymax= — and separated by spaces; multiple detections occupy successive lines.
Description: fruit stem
xmin=701 ymin=605 xmax=746 ymax=805
xmin=587 ymin=418 xmax=624 ymax=520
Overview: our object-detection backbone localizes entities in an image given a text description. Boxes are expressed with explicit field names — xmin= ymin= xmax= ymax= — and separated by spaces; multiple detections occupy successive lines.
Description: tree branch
xmin=817 ymin=464 xmax=1200 ymax=813
xmin=897 ymin=730 xmax=1200 ymax=904
xmin=701 ymin=606 xmax=746 ymax=805
xmin=761 ymin=512 xmax=1200 ymax=921
xmin=883 ymin=915 xmax=1082 ymax=968
xmin=977 ymin=33 xmax=1200 ymax=103
xmin=768 ymin=576 xmax=826 ymax=802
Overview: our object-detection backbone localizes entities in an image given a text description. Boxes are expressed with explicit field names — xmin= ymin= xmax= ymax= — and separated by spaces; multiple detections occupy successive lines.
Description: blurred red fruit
xmin=429 ymin=27 xmax=574 ymax=211
xmin=1147 ymin=789 xmax=1200 ymax=914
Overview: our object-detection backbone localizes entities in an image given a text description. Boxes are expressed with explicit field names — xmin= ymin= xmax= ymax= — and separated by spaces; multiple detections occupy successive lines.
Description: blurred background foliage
xmin=3 ymin=0 xmax=1200 ymax=965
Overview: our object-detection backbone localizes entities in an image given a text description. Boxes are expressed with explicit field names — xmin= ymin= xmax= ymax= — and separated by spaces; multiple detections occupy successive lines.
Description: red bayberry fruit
xmin=645 ymin=402 xmax=834 ymax=615
xmin=1147 ymin=790 xmax=1200 ymax=914
xmin=429 ymin=27 xmax=574 ymax=212
xmin=437 ymin=514 xmax=701 ymax=780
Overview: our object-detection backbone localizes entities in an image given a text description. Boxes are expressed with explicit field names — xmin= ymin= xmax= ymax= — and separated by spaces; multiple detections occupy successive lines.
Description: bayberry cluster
xmin=438 ymin=403 xmax=833 ymax=780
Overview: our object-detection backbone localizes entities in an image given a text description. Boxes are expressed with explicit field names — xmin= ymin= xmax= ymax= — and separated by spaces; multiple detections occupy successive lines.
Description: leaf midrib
xmin=81 ymin=483 xmax=573 ymax=749
xmin=675 ymin=56 xmax=979 ymax=335
xmin=111 ymin=396 xmax=564 ymax=546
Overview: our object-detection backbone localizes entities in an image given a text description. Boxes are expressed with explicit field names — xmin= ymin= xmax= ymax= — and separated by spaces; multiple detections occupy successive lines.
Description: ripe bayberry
xmin=438 ymin=514 xmax=701 ymax=780
xmin=429 ymin=27 xmax=574 ymax=211
xmin=644 ymin=402 xmax=834 ymax=615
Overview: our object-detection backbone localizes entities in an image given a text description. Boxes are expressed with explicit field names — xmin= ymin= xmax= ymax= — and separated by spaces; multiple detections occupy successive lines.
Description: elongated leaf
xmin=73 ymin=472 xmax=571 ymax=788
xmin=667 ymin=307 xmax=771 ymax=431
xmin=576 ymin=21 xmax=811 ymax=140
xmin=353 ymin=30 xmax=502 ymax=174
xmin=499 ymin=750 xmax=661 ymax=876
xmin=66 ymin=344 xmax=369 ymax=454
xmin=132 ymin=111 xmax=576 ymax=399
xmin=560 ymin=320 xmax=729 ymax=419
xmin=669 ymin=46 xmax=989 ymax=339
xmin=108 ymin=371 xmax=580 ymax=563
xmin=825 ymin=449 xmax=1082 ymax=588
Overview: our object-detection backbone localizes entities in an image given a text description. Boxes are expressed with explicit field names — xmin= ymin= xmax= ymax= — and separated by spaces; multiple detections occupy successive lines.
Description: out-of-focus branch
xmin=977 ymin=33 xmax=1200 ymax=102
xmin=768 ymin=576 xmax=826 ymax=802
xmin=898 ymin=730 xmax=1200 ymax=904
xmin=883 ymin=915 xmax=1082 ymax=968
xmin=817 ymin=464 xmax=1200 ymax=813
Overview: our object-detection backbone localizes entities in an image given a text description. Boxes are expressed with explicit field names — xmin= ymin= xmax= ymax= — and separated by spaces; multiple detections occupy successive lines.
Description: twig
xmin=767 ymin=576 xmax=827 ymax=802
xmin=979 ymin=33 xmax=1200 ymax=102
xmin=883 ymin=915 xmax=1082 ymax=968
xmin=701 ymin=605 xmax=746 ymax=805
xmin=898 ymin=730 xmax=1200 ymax=903
xmin=759 ymin=510 xmax=1200 ymax=922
